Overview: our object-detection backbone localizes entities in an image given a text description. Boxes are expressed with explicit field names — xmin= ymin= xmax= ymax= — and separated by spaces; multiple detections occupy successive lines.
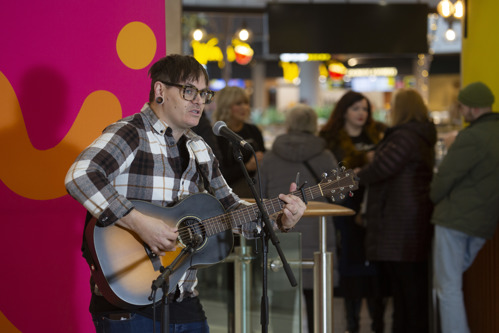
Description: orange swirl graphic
xmin=0 ymin=311 xmax=20 ymax=333
xmin=0 ymin=71 xmax=122 ymax=200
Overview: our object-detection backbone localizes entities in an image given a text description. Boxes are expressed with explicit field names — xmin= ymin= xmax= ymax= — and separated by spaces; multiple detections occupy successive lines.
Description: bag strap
xmin=303 ymin=160 xmax=335 ymax=204
xmin=303 ymin=160 xmax=321 ymax=183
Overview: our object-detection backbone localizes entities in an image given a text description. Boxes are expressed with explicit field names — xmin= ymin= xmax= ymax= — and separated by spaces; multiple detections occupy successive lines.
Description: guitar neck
xmin=203 ymin=183 xmax=324 ymax=237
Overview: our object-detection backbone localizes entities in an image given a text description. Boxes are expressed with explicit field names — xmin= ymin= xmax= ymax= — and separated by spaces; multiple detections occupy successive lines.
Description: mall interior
xmin=170 ymin=2 xmax=499 ymax=331
xmin=0 ymin=0 xmax=498 ymax=332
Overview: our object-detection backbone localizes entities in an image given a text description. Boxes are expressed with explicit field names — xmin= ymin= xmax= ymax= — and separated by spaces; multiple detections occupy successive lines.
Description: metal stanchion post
xmin=313 ymin=215 xmax=333 ymax=333
xmin=234 ymin=237 xmax=252 ymax=333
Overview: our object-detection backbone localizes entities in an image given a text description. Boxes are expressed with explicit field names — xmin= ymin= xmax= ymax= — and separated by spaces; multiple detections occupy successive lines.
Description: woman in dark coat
xmin=320 ymin=91 xmax=387 ymax=333
xmin=357 ymin=88 xmax=437 ymax=333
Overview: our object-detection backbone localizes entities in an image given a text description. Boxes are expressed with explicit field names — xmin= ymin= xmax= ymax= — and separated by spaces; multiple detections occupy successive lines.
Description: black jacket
xmin=358 ymin=120 xmax=437 ymax=262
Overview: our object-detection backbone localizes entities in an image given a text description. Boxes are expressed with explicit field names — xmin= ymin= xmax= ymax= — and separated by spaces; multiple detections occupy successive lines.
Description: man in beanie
xmin=431 ymin=81 xmax=499 ymax=333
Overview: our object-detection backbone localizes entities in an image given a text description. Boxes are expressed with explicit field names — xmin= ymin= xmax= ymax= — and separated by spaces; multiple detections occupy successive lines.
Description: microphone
xmin=212 ymin=121 xmax=254 ymax=151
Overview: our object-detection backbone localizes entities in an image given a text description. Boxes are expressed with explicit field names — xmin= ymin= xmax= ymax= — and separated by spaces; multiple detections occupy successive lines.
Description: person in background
xmin=431 ymin=81 xmax=499 ymax=333
xmin=64 ymin=54 xmax=306 ymax=333
xmin=259 ymin=103 xmax=339 ymax=333
xmin=319 ymin=91 xmax=387 ymax=333
xmin=211 ymin=86 xmax=266 ymax=198
xmin=357 ymin=88 xmax=437 ymax=333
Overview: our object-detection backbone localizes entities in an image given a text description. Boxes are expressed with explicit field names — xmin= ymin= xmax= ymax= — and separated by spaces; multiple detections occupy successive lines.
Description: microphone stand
xmin=232 ymin=146 xmax=297 ymax=333
xmin=149 ymin=244 xmax=195 ymax=333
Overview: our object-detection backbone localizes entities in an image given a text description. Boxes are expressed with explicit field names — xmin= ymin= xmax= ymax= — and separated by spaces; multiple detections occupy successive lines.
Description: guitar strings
xmin=173 ymin=174 xmax=351 ymax=242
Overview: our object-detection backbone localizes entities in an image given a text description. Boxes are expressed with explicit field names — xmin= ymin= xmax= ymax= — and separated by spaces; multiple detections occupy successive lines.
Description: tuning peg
xmin=330 ymin=196 xmax=336 ymax=202
xmin=349 ymin=191 xmax=354 ymax=197
xmin=340 ymin=193 xmax=345 ymax=200
xmin=322 ymin=172 xmax=328 ymax=178
xmin=340 ymin=166 xmax=346 ymax=171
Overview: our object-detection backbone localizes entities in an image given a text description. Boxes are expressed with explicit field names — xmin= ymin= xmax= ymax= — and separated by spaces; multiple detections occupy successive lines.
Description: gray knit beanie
xmin=458 ymin=81 xmax=495 ymax=107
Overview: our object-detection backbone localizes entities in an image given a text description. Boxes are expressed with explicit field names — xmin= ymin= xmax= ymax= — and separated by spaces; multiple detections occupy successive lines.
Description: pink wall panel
xmin=0 ymin=1 xmax=166 ymax=331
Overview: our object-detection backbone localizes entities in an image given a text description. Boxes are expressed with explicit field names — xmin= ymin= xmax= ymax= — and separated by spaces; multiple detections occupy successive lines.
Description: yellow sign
xmin=192 ymin=38 xmax=254 ymax=68
xmin=279 ymin=61 xmax=300 ymax=82
xmin=191 ymin=38 xmax=224 ymax=67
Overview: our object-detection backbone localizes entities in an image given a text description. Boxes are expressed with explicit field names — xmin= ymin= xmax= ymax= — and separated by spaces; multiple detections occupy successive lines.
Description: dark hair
xmin=320 ymin=90 xmax=373 ymax=135
xmin=147 ymin=54 xmax=209 ymax=103
xmin=319 ymin=90 xmax=387 ymax=167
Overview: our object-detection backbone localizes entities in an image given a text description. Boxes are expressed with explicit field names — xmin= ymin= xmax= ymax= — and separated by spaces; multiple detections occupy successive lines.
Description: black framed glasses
xmin=160 ymin=81 xmax=215 ymax=104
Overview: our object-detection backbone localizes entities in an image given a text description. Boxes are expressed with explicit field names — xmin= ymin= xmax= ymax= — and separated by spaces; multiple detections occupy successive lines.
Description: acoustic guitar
xmin=84 ymin=168 xmax=358 ymax=309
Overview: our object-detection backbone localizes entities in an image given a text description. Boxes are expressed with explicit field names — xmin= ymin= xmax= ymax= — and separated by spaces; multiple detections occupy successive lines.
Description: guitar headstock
xmin=319 ymin=167 xmax=359 ymax=203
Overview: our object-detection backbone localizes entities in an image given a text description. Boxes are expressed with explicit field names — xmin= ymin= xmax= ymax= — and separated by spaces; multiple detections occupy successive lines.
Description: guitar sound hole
xmin=178 ymin=218 xmax=205 ymax=248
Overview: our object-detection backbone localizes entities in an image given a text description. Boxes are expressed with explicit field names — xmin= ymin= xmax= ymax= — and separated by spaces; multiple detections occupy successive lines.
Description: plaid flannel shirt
xmin=65 ymin=103 xmax=254 ymax=300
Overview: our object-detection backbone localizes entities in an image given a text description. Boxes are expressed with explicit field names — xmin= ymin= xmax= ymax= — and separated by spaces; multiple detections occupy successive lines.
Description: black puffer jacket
xmin=357 ymin=120 xmax=437 ymax=262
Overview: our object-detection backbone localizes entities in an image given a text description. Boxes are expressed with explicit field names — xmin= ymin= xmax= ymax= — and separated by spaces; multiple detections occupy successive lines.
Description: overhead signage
xmin=279 ymin=53 xmax=332 ymax=62
xmin=347 ymin=67 xmax=398 ymax=78
xmin=191 ymin=38 xmax=254 ymax=67
xmin=227 ymin=39 xmax=254 ymax=65
xmin=191 ymin=38 xmax=224 ymax=67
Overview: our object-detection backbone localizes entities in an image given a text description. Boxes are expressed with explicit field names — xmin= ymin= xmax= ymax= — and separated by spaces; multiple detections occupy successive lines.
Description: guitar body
xmin=83 ymin=167 xmax=358 ymax=309
xmin=85 ymin=193 xmax=233 ymax=309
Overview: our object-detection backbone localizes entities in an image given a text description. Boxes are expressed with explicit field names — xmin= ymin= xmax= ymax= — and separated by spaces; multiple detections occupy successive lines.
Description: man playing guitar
xmin=65 ymin=54 xmax=306 ymax=333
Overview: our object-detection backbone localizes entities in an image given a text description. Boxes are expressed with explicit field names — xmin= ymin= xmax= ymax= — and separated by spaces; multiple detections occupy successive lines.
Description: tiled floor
xmin=203 ymin=296 xmax=393 ymax=333
xmin=333 ymin=297 xmax=393 ymax=333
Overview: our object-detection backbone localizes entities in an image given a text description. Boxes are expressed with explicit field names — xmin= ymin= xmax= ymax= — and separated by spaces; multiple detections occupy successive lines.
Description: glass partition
xmin=197 ymin=233 xmax=303 ymax=333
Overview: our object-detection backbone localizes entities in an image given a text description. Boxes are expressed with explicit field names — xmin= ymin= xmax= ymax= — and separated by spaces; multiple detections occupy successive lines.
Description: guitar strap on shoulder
xmin=81 ymin=211 xmax=96 ymax=267
xmin=188 ymin=138 xmax=216 ymax=196
xmin=196 ymin=160 xmax=215 ymax=196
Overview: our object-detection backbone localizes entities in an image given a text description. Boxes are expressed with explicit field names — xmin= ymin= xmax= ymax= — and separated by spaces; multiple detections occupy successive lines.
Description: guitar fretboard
xmin=201 ymin=170 xmax=356 ymax=237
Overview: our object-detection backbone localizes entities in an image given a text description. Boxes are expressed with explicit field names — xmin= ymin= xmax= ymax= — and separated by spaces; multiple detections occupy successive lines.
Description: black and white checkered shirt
xmin=65 ymin=103 xmax=249 ymax=298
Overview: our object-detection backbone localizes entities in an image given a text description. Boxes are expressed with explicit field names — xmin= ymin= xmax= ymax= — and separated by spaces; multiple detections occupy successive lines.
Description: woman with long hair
xmin=320 ymin=91 xmax=387 ymax=333
xmin=357 ymin=88 xmax=437 ymax=332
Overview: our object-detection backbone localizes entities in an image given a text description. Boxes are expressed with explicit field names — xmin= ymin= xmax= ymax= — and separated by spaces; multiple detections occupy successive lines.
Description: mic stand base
xmin=160 ymin=282 xmax=170 ymax=333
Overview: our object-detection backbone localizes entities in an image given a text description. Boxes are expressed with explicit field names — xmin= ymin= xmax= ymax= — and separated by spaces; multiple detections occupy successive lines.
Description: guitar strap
xmin=81 ymin=211 xmax=96 ymax=267
xmin=188 ymin=138 xmax=216 ymax=196
xmin=196 ymin=160 xmax=215 ymax=196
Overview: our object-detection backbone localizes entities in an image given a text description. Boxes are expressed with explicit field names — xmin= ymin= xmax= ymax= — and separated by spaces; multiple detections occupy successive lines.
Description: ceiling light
xmin=454 ymin=0 xmax=464 ymax=19
xmin=445 ymin=28 xmax=456 ymax=41
xmin=437 ymin=0 xmax=455 ymax=18
xmin=192 ymin=28 xmax=204 ymax=41
xmin=236 ymin=20 xmax=252 ymax=42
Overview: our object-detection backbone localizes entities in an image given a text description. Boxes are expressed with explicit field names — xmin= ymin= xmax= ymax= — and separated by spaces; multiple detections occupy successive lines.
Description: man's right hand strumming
xmin=117 ymin=209 xmax=178 ymax=256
